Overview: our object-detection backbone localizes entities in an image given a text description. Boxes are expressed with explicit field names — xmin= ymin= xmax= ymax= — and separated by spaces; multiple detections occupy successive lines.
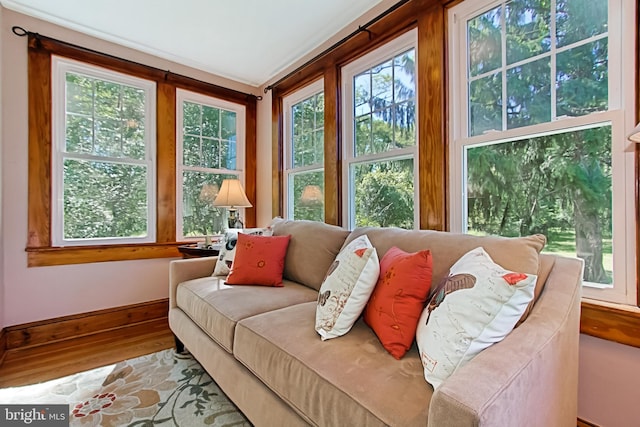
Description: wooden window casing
xmin=26 ymin=35 xmax=257 ymax=266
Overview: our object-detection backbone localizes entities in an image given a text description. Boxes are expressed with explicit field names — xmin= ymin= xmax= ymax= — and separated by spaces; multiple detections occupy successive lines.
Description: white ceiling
xmin=1 ymin=0 xmax=389 ymax=87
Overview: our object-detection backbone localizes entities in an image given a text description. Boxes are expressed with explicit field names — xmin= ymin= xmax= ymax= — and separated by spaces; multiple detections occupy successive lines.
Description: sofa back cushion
xmin=272 ymin=219 xmax=350 ymax=291
xmin=345 ymin=227 xmax=545 ymax=286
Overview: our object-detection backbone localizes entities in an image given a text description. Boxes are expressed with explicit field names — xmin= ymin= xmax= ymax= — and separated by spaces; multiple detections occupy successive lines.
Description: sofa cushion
xmin=175 ymin=276 xmax=317 ymax=353
xmin=364 ymin=246 xmax=433 ymax=359
xmin=346 ymin=227 xmax=545 ymax=298
xmin=315 ymin=234 xmax=379 ymax=340
xmin=272 ymin=219 xmax=350 ymax=291
xmin=235 ymin=302 xmax=432 ymax=427
xmin=416 ymin=247 xmax=537 ymax=389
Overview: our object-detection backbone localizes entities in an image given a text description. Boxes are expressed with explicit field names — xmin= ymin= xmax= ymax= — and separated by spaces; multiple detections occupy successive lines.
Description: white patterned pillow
xmin=416 ymin=246 xmax=536 ymax=389
xmin=212 ymin=227 xmax=272 ymax=276
xmin=315 ymin=235 xmax=380 ymax=340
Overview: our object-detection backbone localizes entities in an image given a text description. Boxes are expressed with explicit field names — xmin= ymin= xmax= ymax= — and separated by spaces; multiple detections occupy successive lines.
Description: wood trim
xmin=272 ymin=88 xmax=284 ymax=219
xmin=0 ymin=328 xmax=7 ymax=366
xmin=577 ymin=417 xmax=601 ymax=427
xmin=4 ymin=299 xmax=169 ymax=350
xmin=324 ymin=66 xmax=341 ymax=226
xmin=245 ymin=99 xmax=258 ymax=228
xmin=27 ymin=42 xmax=52 ymax=248
xmin=27 ymin=244 xmax=181 ymax=267
xmin=417 ymin=3 xmax=447 ymax=230
xmin=580 ymin=300 xmax=640 ymax=348
xmin=156 ymin=81 xmax=177 ymax=242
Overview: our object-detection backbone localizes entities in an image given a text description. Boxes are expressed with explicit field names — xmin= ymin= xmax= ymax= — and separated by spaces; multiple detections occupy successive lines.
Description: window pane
xmin=394 ymin=50 xmax=415 ymax=103
xmin=65 ymin=115 xmax=93 ymax=154
xmin=469 ymin=72 xmax=502 ymax=136
xmin=506 ymin=0 xmax=550 ymax=65
xmin=556 ymin=39 xmax=608 ymax=116
xmin=202 ymin=105 xmax=220 ymax=138
xmin=353 ymin=49 xmax=416 ymax=156
xmin=292 ymin=93 xmax=324 ymax=168
xmin=315 ymin=93 xmax=325 ymax=127
xmin=63 ymin=159 xmax=148 ymax=240
xmin=353 ymin=158 xmax=414 ymax=229
xmin=354 ymin=115 xmax=372 ymax=156
xmin=468 ymin=5 xmax=502 ymax=77
xmin=290 ymin=171 xmax=324 ymax=221
xmin=183 ymin=101 xmax=201 ymax=135
xmin=65 ymin=72 xmax=146 ymax=160
xmin=354 ymin=72 xmax=371 ymax=116
xmin=556 ymin=0 xmax=608 ymax=48
xmin=221 ymin=110 xmax=236 ymax=140
xmin=182 ymin=171 xmax=231 ymax=237
xmin=202 ymin=137 xmax=220 ymax=169
xmin=66 ymin=74 xmax=93 ymax=115
xmin=394 ymin=101 xmax=416 ymax=148
xmin=466 ymin=125 xmax=612 ymax=285
xmin=182 ymin=135 xmax=200 ymax=166
xmin=506 ymin=57 xmax=551 ymax=129
xmin=371 ymin=60 xmax=393 ymax=106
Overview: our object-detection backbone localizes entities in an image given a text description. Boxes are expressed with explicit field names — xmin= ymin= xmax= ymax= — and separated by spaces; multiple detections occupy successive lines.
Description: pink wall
xmin=579 ymin=334 xmax=640 ymax=426
xmin=0 ymin=8 xmax=257 ymax=327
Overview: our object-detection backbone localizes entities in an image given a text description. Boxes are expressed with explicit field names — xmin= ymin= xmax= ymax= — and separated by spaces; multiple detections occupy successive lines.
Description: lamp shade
xmin=628 ymin=123 xmax=640 ymax=143
xmin=213 ymin=179 xmax=252 ymax=208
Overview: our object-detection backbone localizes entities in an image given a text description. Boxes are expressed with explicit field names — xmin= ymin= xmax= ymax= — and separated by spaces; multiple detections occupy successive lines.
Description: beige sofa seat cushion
xmin=272 ymin=219 xmax=350 ymax=291
xmin=176 ymin=276 xmax=318 ymax=353
xmin=235 ymin=302 xmax=432 ymax=427
xmin=347 ymin=227 xmax=545 ymax=292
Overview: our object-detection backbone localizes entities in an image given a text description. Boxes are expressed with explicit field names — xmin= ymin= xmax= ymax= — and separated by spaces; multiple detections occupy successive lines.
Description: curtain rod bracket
xmin=358 ymin=25 xmax=373 ymax=40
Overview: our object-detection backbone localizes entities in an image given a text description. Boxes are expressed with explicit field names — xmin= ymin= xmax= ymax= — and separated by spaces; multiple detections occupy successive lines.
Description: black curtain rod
xmin=11 ymin=26 xmax=262 ymax=101
xmin=263 ymin=0 xmax=411 ymax=94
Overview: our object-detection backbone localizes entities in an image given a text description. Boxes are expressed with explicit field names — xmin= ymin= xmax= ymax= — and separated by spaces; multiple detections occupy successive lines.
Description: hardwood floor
xmin=0 ymin=318 xmax=174 ymax=388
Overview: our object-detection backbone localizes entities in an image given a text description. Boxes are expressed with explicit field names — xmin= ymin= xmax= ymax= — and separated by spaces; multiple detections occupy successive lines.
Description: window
xmin=342 ymin=30 xmax=418 ymax=230
xmin=51 ymin=56 xmax=156 ymax=246
xmin=449 ymin=0 xmax=636 ymax=304
xmin=176 ymin=89 xmax=247 ymax=240
xmin=283 ymin=80 xmax=325 ymax=221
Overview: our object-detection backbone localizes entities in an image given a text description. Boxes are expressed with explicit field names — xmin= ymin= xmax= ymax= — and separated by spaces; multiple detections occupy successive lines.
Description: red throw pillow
xmin=225 ymin=233 xmax=291 ymax=287
xmin=364 ymin=246 xmax=433 ymax=359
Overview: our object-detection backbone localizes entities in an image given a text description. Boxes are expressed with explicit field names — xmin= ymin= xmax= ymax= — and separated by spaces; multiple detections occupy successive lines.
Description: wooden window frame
xmin=26 ymin=35 xmax=257 ymax=266
xmin=269 ymin=0 xmax=640 ymax=348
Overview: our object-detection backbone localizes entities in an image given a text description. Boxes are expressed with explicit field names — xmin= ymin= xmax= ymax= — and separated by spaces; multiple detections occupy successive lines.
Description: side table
xmin=177 ymin=244 xmax=221 ymax=259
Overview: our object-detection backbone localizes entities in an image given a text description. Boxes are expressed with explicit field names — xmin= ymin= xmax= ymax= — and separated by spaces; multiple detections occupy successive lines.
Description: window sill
xmin=26 ymin=243 xmax=183 ymax=267
xmin=580 ymin=298 xmax=640 ymax=348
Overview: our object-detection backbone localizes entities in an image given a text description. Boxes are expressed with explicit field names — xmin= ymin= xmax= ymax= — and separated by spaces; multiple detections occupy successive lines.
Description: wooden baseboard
xmin=4 ymin=299 xmax=169 ymax=350
xmin=577 ymin=417 xmax=600 ymax=427
xmin=0 ymin=328 xmax=7 ymax=366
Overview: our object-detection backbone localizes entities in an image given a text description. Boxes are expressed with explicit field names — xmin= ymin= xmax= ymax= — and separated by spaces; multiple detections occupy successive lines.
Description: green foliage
xmin=354 ymin=159 xmax=414 ymax=229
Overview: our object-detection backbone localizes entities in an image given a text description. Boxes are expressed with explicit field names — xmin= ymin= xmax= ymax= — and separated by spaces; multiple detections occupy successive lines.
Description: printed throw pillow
xmin=416 ymin=247 xmax=536 ymax=389
xmin=225 ymin=233 xmax=291 ymax=287
xmin=315 ymin=235 xmax=380 ymax=341
xmin=364 ymin=247 xmax=433 ymax=359
xmin=212 ymin=227 xmax=273 ymax=276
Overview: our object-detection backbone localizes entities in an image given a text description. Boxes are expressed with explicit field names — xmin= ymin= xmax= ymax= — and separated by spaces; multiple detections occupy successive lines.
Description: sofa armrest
xmin=428 ymin=256 xmax=583 ymax=427
xmin=169 ymin=257 xmax=218 ymax=308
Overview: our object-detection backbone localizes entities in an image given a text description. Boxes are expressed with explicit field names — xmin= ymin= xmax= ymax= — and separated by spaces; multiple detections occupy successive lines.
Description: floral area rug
xmin=0 ymin=349 xmax=251 ymax=426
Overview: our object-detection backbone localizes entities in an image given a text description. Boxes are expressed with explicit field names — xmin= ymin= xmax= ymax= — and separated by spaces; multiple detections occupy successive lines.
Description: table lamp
xmin=213 ymin=179 xmax=252 ymax=229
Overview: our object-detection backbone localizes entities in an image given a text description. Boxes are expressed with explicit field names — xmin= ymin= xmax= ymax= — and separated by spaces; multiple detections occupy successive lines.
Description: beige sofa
xmin=168 ymin=219 xmax=583 ymax=426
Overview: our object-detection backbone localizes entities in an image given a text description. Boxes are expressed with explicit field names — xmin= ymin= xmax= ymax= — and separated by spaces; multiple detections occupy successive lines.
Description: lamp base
xmin=227 ymin=209 xmax=243 ymax=229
